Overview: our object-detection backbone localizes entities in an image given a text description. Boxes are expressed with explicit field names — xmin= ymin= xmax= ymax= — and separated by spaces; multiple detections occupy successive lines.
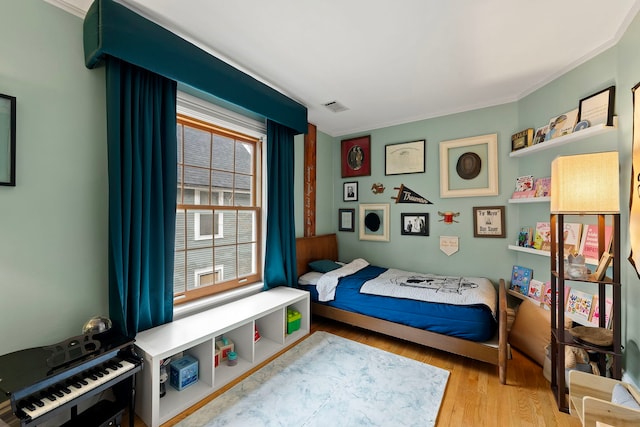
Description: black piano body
xmin=0 ymin=331 xmax=142 ymax=427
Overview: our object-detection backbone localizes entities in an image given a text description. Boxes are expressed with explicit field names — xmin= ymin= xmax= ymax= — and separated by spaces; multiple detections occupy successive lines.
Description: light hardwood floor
xmin=134 ymin=317 xmax=580 ymax=427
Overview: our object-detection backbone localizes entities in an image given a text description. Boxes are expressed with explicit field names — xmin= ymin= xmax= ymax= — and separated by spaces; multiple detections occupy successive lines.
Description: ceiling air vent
xmin=323 ymin=100 xmax=349 ymax=113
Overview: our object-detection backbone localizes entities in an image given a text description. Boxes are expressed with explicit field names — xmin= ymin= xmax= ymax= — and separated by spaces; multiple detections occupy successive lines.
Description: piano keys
xmin=0 ymin=331 xmax=141 ymax=426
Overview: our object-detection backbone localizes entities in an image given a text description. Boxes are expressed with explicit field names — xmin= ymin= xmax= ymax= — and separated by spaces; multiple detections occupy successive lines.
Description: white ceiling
xmin=48 ymin=0 xmax=640 ymax=136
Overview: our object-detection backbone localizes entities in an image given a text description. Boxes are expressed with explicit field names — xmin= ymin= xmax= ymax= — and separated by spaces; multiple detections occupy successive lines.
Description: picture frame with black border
xmin=472 ymin=206 xmax=506 ymax=238
xmin=0 ymin=93 xmax=16 ymax=186
xmin=385 ymin=139 xmax=425 ymax=175
xmin=338 ymin=208 xmax=355 ymax=232
xmin=439 ymin=133 xmax=498 ymax=198
xmin=578 ymin=86 xmax=615 ymax=127
xmin=359 ymin=203 xmax=390 ymax=242
xmin=343 ymin=181 xmax=358 ymax=202
xmin=401 ymin=213 xmax=429 ymax=236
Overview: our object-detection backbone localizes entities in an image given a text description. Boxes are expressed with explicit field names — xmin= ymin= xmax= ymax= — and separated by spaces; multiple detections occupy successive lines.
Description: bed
xmin=296 ymin=233 xmax=508 ymax=384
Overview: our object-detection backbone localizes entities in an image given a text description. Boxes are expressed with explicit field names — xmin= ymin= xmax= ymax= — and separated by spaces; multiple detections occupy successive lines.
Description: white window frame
xmin=194 ymin=265 xmax=224 ymax=288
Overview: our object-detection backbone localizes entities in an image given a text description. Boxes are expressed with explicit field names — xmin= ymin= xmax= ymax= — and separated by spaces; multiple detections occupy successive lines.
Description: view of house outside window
xmin=174 ymin=114 xmax=262 ymax=304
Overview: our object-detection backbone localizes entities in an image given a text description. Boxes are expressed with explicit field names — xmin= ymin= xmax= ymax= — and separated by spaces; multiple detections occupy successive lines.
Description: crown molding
xmin=42 ymin=0 xmax=90 ymax=18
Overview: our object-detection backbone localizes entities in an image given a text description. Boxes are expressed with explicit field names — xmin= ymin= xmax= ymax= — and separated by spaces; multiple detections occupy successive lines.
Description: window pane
xmin=184 ymin=166 xmax=210 ymax=194
xmin=215 ymin=211 xmax=236 ymax=246
xmin=215 ymin=245 xmax=236 ymax=282
xmin=175 ymin=209 xmax=186 ymax=251
xmin=235 ymin=142 xmax=253 ymax=175
xmin=173 ymin=250 xmax=186 ymax=294
xmin=183 ymin=127 xmax=210 ymax=168
xmin=212 ymin=171 xmax=234 ymax=205
xmin=235 ymin=175 xmax=252 ymax=206
xmin=188 ymin=209 xmax=214 ymax=248
xmin=177 ymin=124 xmax=183 ymax=164
xmin=237 ymin=243 xmax=256 ymax=277
xmin=212 ymin=134 xmax=234 ymax=171
xmin=238 ymin=211 xmax=255 ymax=243
xmin=187 ymin=248 xmax=214 ymax=291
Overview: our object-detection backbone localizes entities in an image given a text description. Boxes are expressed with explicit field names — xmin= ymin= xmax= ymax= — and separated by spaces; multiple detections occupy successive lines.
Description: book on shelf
xmin=527 ymin=279 xmax=544 ymax=301
xmin=578 ymin=224 xmax=613 ymax=262
xmin=515 ymin=175 xmax=534 ymax=192
xmin=533 ymin=177 xmax=551 ymax=197
xmin=566 ymin=288 xmax=594 ymax=323
xmin=511 ymin=128 xmax=534 ymax=151
xmin=543 ymin=281 xmax=569 ymax=309
xmin=533 ymin=222 xmax=551 ymax=251
xmin=532 ymin=125 xmax=549 ymax=145
xmin=510 ymin=265 xmax=533 ymax=295
xmin=518 ymin=226 xmax=534 ymax=248
xmin=560 ymin=222 xmax=582 ymax=255
xmin=546 ymin=108 xmax=579 ymax=140
xmin=589 ymin=295 xmax=613 ymax=328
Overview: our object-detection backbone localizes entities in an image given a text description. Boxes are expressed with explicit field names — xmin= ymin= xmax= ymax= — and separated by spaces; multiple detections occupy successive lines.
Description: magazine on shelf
xmin=578 ymin=224 xmax=613 ymax=262
xmin=566 ymin=288 xmax=594 ymax=323
xmin=510 ymin=265 xmax=533 ymax=295
xmin=533 ymin=222 xmax=551 ymax=251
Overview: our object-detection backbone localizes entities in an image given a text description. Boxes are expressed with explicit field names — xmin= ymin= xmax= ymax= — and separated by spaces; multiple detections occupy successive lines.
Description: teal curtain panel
xmin=264 ymin=120 xmax=298 ymax=289
xmin=106 ymin=58 xmax=177 ymax=337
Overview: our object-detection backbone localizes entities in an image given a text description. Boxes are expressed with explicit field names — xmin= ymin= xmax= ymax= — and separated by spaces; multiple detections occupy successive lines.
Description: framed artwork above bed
xmin=359 ymin=203 xmax=390 ymax=241
xmin=401 ymin=213 xmax=429 ymax=236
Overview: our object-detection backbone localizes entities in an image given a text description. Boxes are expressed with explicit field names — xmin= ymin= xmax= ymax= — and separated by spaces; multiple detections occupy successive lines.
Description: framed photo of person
xmin=400 ymin=213 xmax=429 ymax=236
xmin=343 ymin=181 xmax=358 ymax=202
xmin=341 ymin=135 xmax=371 ymax=178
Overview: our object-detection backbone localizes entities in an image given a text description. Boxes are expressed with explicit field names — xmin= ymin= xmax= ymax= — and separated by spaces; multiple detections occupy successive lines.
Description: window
xmin=174 ymin=113 xmax=262 ymax=304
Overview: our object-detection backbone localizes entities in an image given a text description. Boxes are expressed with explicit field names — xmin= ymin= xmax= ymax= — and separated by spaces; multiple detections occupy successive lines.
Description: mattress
xmin=300 ymin=264 xmax=497 ymax=342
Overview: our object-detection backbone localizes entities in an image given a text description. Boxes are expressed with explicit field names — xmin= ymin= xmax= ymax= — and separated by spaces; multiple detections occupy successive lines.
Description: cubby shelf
xmin=134 ymin=287 xmax=310 ymax=427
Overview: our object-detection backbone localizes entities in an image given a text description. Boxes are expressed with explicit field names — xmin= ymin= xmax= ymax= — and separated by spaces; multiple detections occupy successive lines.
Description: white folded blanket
xmin=316 ymin=258 xmax=369 ymax=302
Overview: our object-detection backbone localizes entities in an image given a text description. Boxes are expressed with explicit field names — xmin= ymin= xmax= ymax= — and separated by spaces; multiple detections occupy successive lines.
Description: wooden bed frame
xmin=296 ymin=233 xmax=508 ymax=384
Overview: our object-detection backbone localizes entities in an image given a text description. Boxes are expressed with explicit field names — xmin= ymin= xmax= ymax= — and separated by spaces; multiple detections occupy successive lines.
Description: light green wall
xmin=0 ymin=0 xmax=108 ymax=355
xmin=295 ymin=10 xmax=640 ymax=384
xmin=3 ymin=0 xmax=639 ymax=385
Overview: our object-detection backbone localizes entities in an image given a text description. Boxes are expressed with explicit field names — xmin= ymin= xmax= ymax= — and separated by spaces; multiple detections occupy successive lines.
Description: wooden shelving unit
xmin=549 ymin=213 xmax=622 ymax=413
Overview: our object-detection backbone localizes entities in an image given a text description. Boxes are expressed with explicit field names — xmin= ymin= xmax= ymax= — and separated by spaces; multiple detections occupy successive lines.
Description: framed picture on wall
xmin=578 ymin=86 xmax=616 ymax=127
xmin=338 ymin=208 xmax=355 ymax=232
xmin=359 ymin=203 xmax=389 ymax=242
xmin=472 ymin=206 xmax=506 ymax=238
xmin=385 ymin=140 xmax=425 ymax=175
xmin=400 ymin=213 xmax=429 ymax=236
xmin=343 ymin=181 xmax=358 ymax=202
xmin=341 ymin=135 xmax=371 ymax=178
xmin=0 ymin=93 xmax=16 ymax=186
xmin=439 ymin=133 xmax=499 ymax=198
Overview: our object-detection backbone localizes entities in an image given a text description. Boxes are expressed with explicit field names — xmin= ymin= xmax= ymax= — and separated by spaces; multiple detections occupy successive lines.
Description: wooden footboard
xmin=296 ymin=234 xmax=508 ymax=385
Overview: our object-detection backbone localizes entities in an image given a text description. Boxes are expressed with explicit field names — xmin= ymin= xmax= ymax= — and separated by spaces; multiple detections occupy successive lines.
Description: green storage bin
xmin=287 ymin=308 xmax=301 ymax=334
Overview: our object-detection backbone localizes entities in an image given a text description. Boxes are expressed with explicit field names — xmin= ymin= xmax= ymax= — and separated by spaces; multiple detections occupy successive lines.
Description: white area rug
xmin=175 ymin=331 xmax=449 ymax=427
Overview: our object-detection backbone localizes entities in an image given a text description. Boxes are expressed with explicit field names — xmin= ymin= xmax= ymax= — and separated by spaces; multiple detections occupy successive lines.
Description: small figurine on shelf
xmin=159 ymin=358 xmax=171 ymax=398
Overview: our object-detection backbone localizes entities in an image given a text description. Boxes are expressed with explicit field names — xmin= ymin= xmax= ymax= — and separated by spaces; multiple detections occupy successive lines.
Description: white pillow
xmin=611 ymin=383 xmax=640 ymax=409
xmin=298 ymin=271 xmax=324 ymax=286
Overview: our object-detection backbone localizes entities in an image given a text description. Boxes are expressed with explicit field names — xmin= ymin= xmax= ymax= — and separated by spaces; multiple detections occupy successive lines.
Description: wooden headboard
xmin=295 ymin=234 xmax=338 ymax=276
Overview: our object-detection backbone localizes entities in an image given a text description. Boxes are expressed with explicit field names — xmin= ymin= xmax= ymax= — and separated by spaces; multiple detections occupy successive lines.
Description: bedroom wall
xmin=300 ymin=9 xmax=640 ymax=385
xmin=0 ymin=0 xmax=108 ymax=355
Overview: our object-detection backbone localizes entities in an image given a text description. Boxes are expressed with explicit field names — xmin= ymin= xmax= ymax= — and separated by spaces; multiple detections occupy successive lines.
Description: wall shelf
xmin=508 ymin=196 xmax=550 ymax=204
xmin=509 ymin=123 xmax=616 ymax=158
xmin=508 ymin=244 xmax=550 ymax=257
